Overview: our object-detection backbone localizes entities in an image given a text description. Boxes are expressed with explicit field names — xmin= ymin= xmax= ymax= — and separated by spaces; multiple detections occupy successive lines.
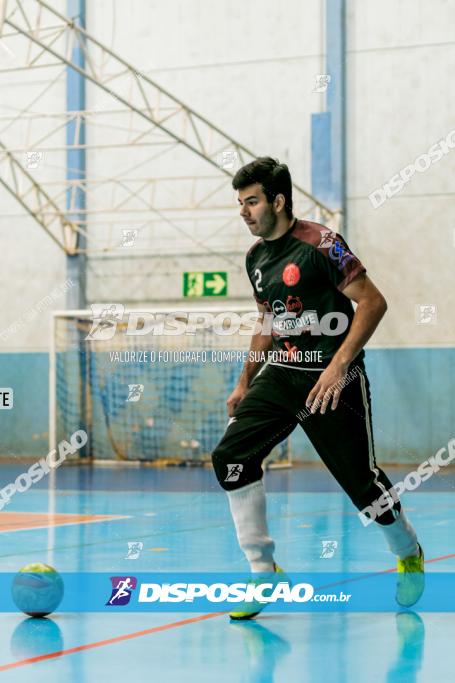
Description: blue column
xmin=311 ymin=0 xmax=346 ymax=225
xmin=66 ymin=0 xmax=86 ymax=309
xmin=65 ymin=0 xmax=89 ymax=459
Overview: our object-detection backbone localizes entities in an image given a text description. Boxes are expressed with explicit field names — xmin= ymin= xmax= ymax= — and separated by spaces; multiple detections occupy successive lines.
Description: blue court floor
xmin=0 ymin=464 xmax=454 ymax=682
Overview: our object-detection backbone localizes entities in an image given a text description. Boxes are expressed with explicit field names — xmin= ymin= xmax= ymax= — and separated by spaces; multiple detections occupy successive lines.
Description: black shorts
xmin=211 ymin=362 xmax=400 ymax=524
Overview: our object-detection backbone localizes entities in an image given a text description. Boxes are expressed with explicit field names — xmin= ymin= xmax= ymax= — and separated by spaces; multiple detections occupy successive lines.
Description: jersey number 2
xmin=254 ymin=268 xmax=263 ymax=292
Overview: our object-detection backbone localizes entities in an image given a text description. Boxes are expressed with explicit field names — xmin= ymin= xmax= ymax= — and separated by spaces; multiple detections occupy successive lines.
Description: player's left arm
xmin=306 ymin=272 xmax=387 ymax=414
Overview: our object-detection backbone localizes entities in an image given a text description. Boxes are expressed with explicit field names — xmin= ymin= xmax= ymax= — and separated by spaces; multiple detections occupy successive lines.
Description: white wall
xmin=0 ymin=0 xmax=453 ymax=345
xmin=346 ymin=0 xmax=455 ymax=347
xmin=0 ymin=0 xmax=68 ymax=351
xmin=85 ymin=0 xmax=326 ymax=303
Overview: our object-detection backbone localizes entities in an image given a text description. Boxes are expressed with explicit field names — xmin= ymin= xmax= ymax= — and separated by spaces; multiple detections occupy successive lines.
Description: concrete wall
xmin=0 ymin=0 xmax=68 ymax=353
xmin=85 ymin=0 xmax=327 ymax=304
xmin=346 ymin=0 xmax=455 ymax=348
xmin=0 ymin=0 xmax=68 ymax=455
xmin=293 ymin=0 xmax=455 ymax=463
xmin=0 ymin=0 xmax=453 ymax=462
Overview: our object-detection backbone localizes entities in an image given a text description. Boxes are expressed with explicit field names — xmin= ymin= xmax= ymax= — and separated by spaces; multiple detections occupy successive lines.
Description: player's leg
xmin=295 ymin=364 xmax=424 ymax=605
xmin=212 ymin=364 xmax=297 ymax=574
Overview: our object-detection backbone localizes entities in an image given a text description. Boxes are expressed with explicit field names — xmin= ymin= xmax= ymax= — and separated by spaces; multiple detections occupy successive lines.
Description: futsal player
xmin=211 ymin=157 xmax=424 ymax=619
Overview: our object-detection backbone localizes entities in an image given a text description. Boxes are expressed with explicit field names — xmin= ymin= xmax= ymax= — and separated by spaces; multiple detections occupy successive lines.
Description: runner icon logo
xmin=106 ymin=576 xmax=137 ymax=606
xmin=225 ymin=464 xmax=243 ymax=482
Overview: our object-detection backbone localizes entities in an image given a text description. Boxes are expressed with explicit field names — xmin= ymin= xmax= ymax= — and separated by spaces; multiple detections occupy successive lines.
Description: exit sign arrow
xmin=183 ymin=272 xmax=228 ymax=297
xmin=205 ymin=273 xmax=226 ymax=295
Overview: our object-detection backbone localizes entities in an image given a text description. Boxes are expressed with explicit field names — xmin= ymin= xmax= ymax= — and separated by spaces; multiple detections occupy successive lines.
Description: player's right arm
xmin=226 ymin=303 xmax=272 ymax=416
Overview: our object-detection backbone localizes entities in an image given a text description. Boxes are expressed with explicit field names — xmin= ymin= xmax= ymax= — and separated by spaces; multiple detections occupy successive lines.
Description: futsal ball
xmin=11 ymin=563 xmax=64 ymax=617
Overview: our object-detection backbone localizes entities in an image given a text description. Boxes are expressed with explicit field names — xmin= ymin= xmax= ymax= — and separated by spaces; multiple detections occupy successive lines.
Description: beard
xmin=257 ymin=206 xmax=278 ymax=237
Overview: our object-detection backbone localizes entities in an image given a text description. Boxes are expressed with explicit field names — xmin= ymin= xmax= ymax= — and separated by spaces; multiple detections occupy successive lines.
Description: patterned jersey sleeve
xmin=311 ymin=230 xmax=366 ymax=291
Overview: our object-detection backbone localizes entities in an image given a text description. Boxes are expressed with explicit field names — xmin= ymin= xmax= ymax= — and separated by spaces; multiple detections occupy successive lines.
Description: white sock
xmin=227 ymin=480 xmax=275 ymax=573
xmin=380 ymin=509 xmax=419 ymax=560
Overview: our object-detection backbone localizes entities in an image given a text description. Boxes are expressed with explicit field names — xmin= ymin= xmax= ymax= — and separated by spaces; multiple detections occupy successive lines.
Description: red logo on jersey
xmin=286 ymin=295 xmax=303 ymax=315
xmin=282 ymin=263 xmax=300 ymax=286
xmin=284 ymin=341 xmax=299 ymax=360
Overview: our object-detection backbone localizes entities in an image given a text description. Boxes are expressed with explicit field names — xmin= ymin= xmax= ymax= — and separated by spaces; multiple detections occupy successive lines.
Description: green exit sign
xmin=183 ymin=272 xmax=228 ymax=297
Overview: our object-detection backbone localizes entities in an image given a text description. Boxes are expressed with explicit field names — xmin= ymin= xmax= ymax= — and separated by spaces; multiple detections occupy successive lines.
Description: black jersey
xmin=245 ymin=219 xmax=366 ymax=370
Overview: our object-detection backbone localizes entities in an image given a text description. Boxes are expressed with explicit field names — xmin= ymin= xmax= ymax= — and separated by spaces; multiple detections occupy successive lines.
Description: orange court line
xmin=0 ymin=551 xmax=454 ymax=672
xmin=0 ymin=613 xmax=225 ymax=672
xmin=310 ymin=552 xmax=455 ymax=593
xmin=0 ymin=512 xmax=126 ymax=533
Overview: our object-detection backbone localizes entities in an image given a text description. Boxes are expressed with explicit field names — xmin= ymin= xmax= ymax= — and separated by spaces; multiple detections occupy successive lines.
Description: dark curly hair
xmin=232 ymin=157 xmax=293 ymax=219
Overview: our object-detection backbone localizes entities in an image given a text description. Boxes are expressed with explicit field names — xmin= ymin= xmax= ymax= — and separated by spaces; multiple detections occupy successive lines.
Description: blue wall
xmin=293 ymin=348 xmax=455 ymax=464
xmin=0 ymin=353 xmax=49 ymax=456
xmin=0 ymin=349 xmax=453 ymax=463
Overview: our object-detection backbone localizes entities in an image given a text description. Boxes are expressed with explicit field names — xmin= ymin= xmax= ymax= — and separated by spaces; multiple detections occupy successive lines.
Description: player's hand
xmin=227 ymin=383 xmax=248 ymax=417
xmin=305 ymin=361 xmax=348 ymax=415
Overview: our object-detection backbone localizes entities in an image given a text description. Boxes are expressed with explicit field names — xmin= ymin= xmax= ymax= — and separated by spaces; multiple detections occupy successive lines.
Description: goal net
xmin=50 ymin=306 xmax=291 ymax=466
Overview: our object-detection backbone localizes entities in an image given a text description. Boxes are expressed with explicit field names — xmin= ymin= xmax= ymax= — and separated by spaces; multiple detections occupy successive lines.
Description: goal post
xmin=49 ymin=306 xmax=292 ymax=467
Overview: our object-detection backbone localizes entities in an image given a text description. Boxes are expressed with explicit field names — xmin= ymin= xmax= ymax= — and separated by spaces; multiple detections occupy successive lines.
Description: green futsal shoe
xmin=396 ymin=543 xmax=425 ymax=607
xmin=229 ymin=564 xmax=289 ymax=621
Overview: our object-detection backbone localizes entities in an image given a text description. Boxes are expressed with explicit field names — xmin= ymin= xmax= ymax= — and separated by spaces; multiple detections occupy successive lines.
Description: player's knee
xmin=211 ymin=446 xmax=240 ymax=490
xmin=211 ymin=446 xmax=260 ymax=491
